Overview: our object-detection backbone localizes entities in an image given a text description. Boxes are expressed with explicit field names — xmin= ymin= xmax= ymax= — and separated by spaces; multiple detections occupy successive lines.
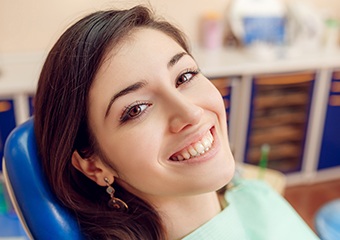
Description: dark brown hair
xmin=34 ymin=5 xmax=189 ymax=239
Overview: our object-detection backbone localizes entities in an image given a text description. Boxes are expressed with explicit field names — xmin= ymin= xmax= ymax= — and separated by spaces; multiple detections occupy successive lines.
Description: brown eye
xmin=128 ymin=105 xmax=144 ymax=118
xmin=176 ymin=70 xmax=199 ymax=87
xmin=120 ymin=102 xmax=151 ymax=122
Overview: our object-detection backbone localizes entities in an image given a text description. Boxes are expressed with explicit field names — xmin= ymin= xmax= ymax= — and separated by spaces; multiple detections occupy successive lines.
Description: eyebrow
xmin=105 ymin=51 xmax=188 ymax=118
xmin=105 ymin=81 xmax=146 ymax=117
xmin=168 ymin=52 xmax=188 ymax=68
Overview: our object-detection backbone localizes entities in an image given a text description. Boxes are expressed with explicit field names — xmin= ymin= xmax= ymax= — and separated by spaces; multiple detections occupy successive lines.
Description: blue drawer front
xmin=0 ymin=100 xmax=16 ymax=171
xmin=318 ymin=73 xmax=340 ymax=169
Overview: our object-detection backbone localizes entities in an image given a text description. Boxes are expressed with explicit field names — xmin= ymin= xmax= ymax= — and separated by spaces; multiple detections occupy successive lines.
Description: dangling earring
xmin=104 ymin=177 xmax=128 ymax=212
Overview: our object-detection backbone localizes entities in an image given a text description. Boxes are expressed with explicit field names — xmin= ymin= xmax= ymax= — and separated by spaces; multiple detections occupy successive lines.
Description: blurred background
xmin=0 ymin=0 xmax=340 ymax=239
xmin=0 ymin=0 xmax=340 ymax=53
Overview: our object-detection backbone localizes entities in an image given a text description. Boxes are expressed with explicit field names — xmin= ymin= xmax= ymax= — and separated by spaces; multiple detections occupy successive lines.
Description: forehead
xmin=93 ymin=28 xmax=185 ymax=85
xmin=106 ymin=28 xmax=182 ymax=64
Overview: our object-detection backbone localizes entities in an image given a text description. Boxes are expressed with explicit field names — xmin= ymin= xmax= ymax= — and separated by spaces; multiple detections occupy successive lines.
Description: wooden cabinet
xmin=245 ymin=72 xmax=315 ymax=173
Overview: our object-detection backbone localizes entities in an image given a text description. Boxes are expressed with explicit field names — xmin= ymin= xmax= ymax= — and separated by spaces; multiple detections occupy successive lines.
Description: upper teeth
xmin=171 ymin=131 xmax=214 ymax=161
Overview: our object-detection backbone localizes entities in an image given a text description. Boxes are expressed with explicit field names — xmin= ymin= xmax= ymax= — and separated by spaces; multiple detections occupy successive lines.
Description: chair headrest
xmin=4 ymin=118 xmax=84 ymax=239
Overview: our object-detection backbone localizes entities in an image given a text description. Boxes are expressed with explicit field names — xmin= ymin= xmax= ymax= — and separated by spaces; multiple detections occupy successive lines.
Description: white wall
xmin=0 ymin=0 xmax=339 ymax=53
xmin=0 ymin=0 xmax=229 ymax=53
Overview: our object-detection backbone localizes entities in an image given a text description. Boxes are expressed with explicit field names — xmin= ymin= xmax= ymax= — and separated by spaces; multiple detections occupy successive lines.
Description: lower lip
xmin=168 ymin=127 xmax=220 ymax=165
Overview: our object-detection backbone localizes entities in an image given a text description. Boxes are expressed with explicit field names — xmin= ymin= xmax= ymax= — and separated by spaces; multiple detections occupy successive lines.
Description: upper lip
xmin=168 ymin=125 xmax=214 ymax=159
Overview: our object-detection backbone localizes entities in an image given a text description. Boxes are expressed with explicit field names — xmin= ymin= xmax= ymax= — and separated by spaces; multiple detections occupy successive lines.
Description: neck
xmin=152 ymin=192 xmax=222 ymax=240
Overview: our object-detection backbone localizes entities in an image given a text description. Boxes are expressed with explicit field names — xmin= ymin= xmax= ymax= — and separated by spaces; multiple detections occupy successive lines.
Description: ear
xmin=71 ymin=150 xmax=115 ymax=186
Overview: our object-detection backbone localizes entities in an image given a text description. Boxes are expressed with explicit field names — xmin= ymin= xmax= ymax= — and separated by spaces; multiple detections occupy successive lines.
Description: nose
xmin=167 ymin=93 xmax=204 ymax=133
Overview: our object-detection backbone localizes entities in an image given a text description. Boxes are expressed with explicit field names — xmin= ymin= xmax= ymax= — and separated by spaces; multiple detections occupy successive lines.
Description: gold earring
xmin=104 ymin=177 xmax=128 ymax=212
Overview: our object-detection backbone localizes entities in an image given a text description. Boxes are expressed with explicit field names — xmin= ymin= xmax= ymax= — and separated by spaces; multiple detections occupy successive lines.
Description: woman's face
xmin=88 ymin=28 xmax=235 ymax=203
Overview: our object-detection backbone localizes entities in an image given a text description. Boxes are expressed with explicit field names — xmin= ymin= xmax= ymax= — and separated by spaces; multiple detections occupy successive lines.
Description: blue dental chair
xmin=2 ymin=118 xmax=84 ymax=239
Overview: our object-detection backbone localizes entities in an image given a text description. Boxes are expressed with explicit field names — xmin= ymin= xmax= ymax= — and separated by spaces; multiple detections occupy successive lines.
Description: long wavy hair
xmin=34 ymin=6 xmax=189 ymax=239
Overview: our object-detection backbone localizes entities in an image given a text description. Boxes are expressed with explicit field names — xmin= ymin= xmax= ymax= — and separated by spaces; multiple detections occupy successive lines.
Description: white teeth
xmin=182 ymin=151 xmax=191 ymax=160
xmin=171 ymin=130 xmax=214 ymax=161
xmin=207 ymin=131 xmax=213 ymax=144
xmin=188 ymin=146 xmax=198 ymax=156
xmin=194 ymin=142 xmax=205 ymax=153
xmin=202 ymin=137 xmax=211 ymax=148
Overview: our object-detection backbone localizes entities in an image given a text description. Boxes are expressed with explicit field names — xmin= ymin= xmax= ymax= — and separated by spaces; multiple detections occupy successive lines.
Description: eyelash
xmin=120 ymin=101 xmax=152 ymax=123
xmin=120 ymin=68 xmax=200 ymax=123
xmin=176 ymin=68 xmax=200 ymax=87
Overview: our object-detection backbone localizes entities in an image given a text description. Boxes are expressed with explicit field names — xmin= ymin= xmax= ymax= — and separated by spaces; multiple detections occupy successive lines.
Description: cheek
xmin=200 ymin=81 xmax=227 ymax=119
xmin=97 ymin=123 xmax=163 ymax=177
xmin=99 ymin=128 xmax=172 ymax=196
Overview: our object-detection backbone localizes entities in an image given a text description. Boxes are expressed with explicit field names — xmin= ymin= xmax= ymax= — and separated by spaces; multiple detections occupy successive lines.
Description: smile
xmin=170 ymin=130 xmax=214 ymax=161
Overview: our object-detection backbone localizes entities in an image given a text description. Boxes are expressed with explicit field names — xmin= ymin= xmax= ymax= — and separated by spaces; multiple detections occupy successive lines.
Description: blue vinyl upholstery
xmin=3 ymin=118 xmax=84 ymax=239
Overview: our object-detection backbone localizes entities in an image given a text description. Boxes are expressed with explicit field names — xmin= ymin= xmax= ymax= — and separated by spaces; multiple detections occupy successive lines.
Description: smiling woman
xmin=85 ymin=27 xmax=232 ymax=202
xmin=33 ymin=5 xmax=319 ymax=240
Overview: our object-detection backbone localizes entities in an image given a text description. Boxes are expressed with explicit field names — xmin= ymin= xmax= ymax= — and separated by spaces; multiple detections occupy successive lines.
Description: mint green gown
xmin=182 ymin=180 xmax=320 ymax=240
